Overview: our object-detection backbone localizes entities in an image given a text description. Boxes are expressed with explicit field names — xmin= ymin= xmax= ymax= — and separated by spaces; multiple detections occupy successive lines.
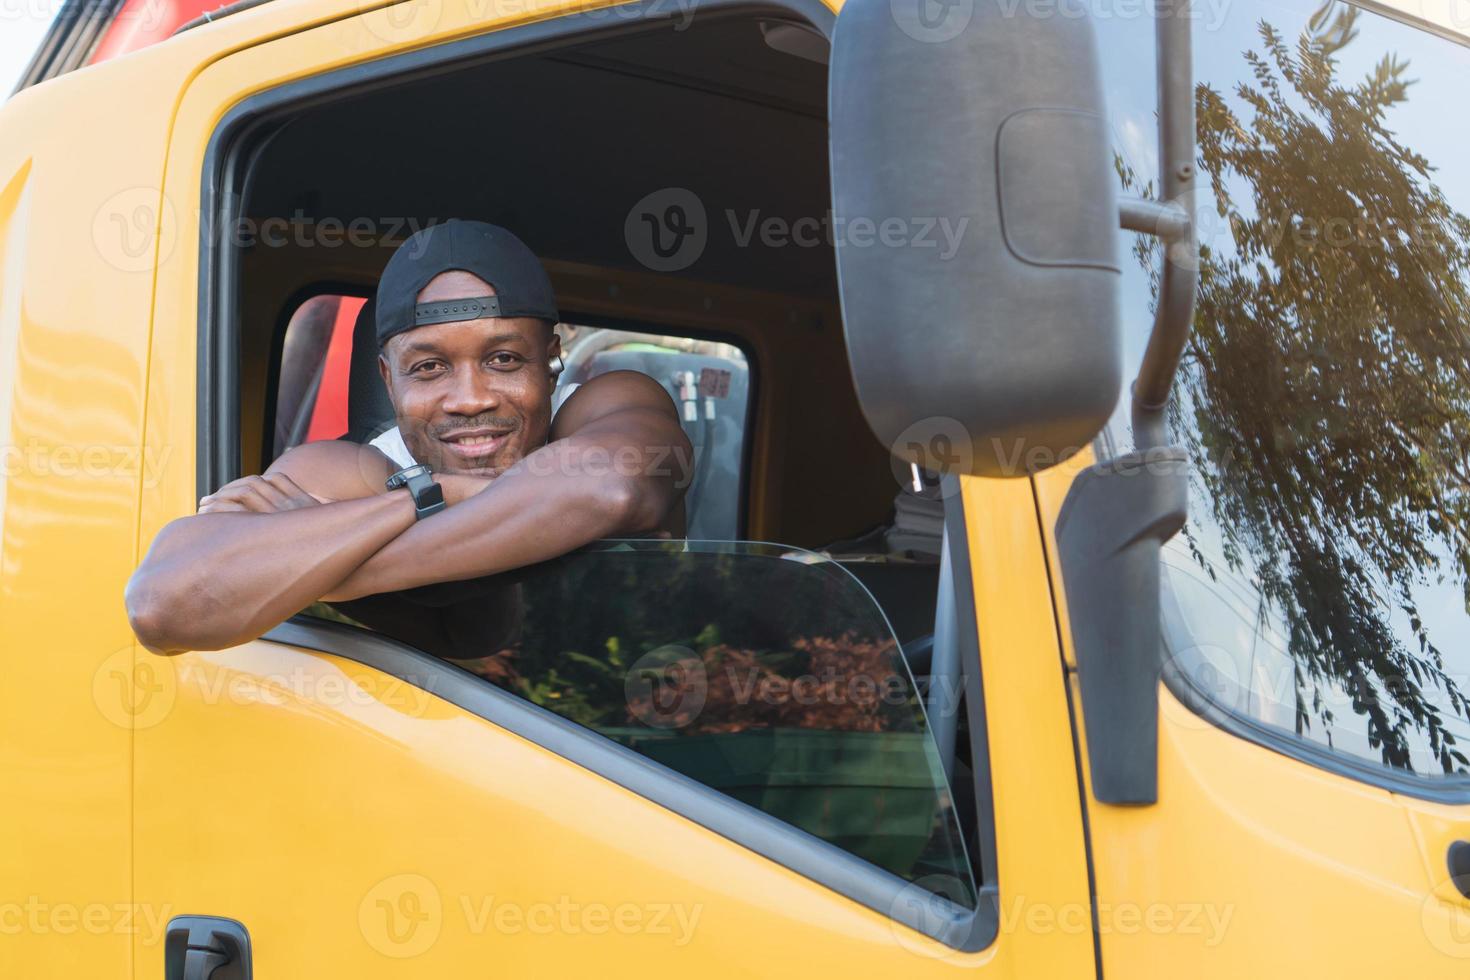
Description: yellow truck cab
xmin=2 ymin=0 xmax=1469 ymax=974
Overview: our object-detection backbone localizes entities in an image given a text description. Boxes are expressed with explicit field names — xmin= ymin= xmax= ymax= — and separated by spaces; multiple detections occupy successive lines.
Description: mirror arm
xmin=1055 ymin=449 xmax=1189 ymax=804
xmin=1118 ymin=197 xmax=1189 ymax=241
xmin=1131 ymin=0 xmax=1199 ymax=451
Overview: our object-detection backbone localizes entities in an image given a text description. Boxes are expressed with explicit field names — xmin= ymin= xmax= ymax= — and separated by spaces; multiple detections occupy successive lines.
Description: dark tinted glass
xmin=1100 ymin=0 xmax=1470 ymax=776
xmin=330 ymin=540 xmax=976 ymax=903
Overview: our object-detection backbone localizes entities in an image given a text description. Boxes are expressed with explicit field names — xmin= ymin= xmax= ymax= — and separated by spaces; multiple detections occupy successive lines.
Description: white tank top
xmin=368 ymin=383 xmax=580 ymax=468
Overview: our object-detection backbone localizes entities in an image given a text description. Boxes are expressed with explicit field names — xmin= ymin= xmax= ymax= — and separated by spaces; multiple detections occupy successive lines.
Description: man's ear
xmin=547 ymin=330 xmax=564 ymax=378
xmin=377 ymin=351 xmax=392 ymax=394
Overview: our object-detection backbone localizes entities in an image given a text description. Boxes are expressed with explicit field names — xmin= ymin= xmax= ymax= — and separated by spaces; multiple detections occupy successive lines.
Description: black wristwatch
xmin=385 ymin=463 xmax=446 ymax=520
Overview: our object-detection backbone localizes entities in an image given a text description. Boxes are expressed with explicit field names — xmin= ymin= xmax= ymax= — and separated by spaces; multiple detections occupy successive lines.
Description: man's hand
xmin=127 ymin=442 xmax=417 ymax=654
xmin=198 ymin=473 xmax=332 ymax=514
xmin=324 ymin=371 xmax=690 ymax=601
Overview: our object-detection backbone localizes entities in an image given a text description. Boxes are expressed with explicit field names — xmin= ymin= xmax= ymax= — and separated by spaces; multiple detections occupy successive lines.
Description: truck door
xmin=0 ymin=32 xmax=188 ymax=978
xmin=1037 ymin=0 xmax=1470 ymax=973
xmin=126 ymin=0 xmax=1098 ymax=976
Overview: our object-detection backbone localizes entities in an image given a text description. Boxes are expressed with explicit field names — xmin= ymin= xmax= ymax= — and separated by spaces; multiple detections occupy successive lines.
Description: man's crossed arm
xmin=124 ymin=372 xmax=692 ymax=655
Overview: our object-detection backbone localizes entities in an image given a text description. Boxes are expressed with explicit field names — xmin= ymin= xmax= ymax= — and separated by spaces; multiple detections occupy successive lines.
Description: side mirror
xmin=829 ymin=0 xmax=1122 ymax=477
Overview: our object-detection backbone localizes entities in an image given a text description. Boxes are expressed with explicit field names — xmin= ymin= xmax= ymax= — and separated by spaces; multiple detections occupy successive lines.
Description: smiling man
xmin=126 ymin=220 xmax=691 ymax=656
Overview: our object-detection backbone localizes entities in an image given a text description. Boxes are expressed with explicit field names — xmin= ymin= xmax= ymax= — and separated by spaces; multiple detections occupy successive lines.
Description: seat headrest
xmin=345 ymin=298 xmax=397 ymax=443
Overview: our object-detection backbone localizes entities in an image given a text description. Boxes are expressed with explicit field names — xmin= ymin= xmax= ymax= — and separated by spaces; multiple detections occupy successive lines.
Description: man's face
xmin=378 ymin=271 xmax=560 ymax=476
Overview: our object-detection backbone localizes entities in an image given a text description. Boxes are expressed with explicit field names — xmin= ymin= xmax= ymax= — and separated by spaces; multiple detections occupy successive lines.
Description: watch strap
xmin=386 ymin=464 xmax=445 ymax=520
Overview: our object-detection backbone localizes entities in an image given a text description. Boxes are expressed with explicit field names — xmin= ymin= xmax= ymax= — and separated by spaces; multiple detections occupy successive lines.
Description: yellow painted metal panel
xmin=1402 ymin=796 xmax=1470 ymax=953
xmin=133 ymin=643 xmax=996 ymax=975
xmin=1035 ymin=464 xmax=1470 ymax=975
xmin=0 ymin=52 xmax=176 ymax=977
xmin=957 ymin=474 xmax=1096 ymax=976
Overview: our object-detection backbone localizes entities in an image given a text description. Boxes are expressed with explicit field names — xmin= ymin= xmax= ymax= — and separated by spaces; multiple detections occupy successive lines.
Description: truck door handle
xmin=1450 ymin=840 xmax=1470 ymax=899
xmin=165 ymin=916 xmax=252 ymax=980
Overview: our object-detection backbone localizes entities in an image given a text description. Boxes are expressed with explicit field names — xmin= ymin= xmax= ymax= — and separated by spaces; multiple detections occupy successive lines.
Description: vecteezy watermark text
xmin=0 ymin=898 xmax=173 ymax=945
xmin=0 ymin=441 xmax=171 ymax=486
xmin=624 ymin=187 xmax=972 ymax=272
xmin=726 ymin=210 xmax=969 ymax=261
xmin=358 ymin=874 xmax=702 ymax=958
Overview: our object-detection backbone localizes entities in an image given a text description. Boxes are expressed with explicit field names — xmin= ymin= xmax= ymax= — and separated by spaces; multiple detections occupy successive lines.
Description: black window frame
xmin=195 ymin=0 xmax=1001 ymax=952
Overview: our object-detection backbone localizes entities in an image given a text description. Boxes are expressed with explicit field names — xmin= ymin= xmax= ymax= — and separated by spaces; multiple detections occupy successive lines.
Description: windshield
xmin=1098 ymin=0 xmax=1470 ymax=777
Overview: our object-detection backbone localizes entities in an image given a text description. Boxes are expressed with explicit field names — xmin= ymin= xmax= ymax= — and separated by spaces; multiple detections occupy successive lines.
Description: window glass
xmin=557 ymin=324 xmax=749 ymax=540
xmin=327 ymin=540 xmax=977 ymax=904
xmin=1099 ymin=0 xmax=1470 ymax=776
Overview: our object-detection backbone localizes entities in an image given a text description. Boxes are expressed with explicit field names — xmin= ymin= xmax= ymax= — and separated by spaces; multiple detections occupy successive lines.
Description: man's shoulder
xmin=265 ymin=439 xmax=397 ymax=501
xmin=550 ymin=370 xmax=681 ymax=437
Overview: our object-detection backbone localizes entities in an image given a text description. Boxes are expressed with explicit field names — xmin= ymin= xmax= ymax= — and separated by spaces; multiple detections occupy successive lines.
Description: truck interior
xmin=233 ymin=13 xmax=957 ymax=646
xmin=239 ymin=14 xmax=904 ymax=544
xmin=222 ymin=9 xmax=987 ymax=894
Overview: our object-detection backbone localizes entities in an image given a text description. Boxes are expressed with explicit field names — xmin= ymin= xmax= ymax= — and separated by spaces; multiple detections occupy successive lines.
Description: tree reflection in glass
xmin=1121 ymin=0 xmax=1470 ymax=774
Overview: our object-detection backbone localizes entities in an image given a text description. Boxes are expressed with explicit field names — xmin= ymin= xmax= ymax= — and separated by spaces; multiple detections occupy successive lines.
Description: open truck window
xmin=208 ymin=7 xmax=995 ymax=945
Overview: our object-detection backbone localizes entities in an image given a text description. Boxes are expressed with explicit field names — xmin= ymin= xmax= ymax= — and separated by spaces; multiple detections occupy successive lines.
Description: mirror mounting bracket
xmin=1056 ymin=448 xmax=1188 ymax=805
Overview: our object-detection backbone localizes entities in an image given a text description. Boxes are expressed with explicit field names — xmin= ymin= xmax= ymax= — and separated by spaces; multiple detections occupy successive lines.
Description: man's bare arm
xmin=323 ymin=371 xmax=691 ymax=600
xmin=125 ymin=373 xmax=687 ymax=651
xmin=125 ymin=478 xmax=414 ymax=655
xmin=122 ymin=441 xmax=481 ymax=655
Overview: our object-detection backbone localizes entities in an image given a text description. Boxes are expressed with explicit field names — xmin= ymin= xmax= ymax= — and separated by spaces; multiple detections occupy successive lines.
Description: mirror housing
xmin=829 ymin=0 xmax=1122 ymax=477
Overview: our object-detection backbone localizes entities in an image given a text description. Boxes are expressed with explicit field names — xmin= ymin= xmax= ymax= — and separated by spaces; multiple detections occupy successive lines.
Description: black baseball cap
xmin=375 ymin=219 xmax=559 ymax=348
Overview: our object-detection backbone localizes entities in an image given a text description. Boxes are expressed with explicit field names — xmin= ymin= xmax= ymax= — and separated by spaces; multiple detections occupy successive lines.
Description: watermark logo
xmin=92 ymin=653 xmax=437 ymax=729
xmin=1422 ymin=873 xmax=1470 ymax=958
xmin=360 ymin=873 xmax=442 ymax=958
xmin=999 ymin=895 xmax=1234 ymax=944
xmin=887 ymin=874 xmax=975 ymax=961
xmin=0 ymin=898 xmax=174 ymax=944
xmin=0 ymin=441 xmax=172 ymax=486
xmin=2 ymin=0 xmax=159 ymax=26
xmin=728 ymin=209 xmax=969 ymax=259
xmin=458 ymin=894 xmax=702 ymax=942
xmin=1161 ymin=643 xmax=1248 ymax=733
xmin=889 ymin=416 xmax=974 ymax=493
xmin=891 ymin=0 xmax=974 ymax=42
xmin=890 ymin=881 xmax=1237 ymax=958
xmin=92 ymin=187 xmax=177 ymax=275
xmin=625 ymin=188 xmax=708 ymax=272
xmin=92 ymin=646 xmax=178 ymax=731
xmin=625 ymin=645 xmax=707 ymax=728
xmin=354 ymin=0 xmax=445 ymax=43
xmin=357 ymin=875 xmax=702 ymax=954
